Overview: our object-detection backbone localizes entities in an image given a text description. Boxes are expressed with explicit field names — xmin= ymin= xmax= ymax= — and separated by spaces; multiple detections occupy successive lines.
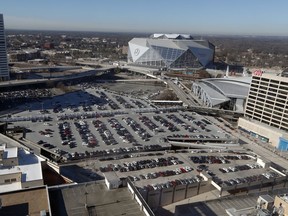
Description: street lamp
xmin=85 ymin=192 xmax=88 ymax=208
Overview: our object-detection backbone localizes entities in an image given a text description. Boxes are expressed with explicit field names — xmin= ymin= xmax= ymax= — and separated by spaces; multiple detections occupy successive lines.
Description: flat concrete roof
xmin=18 ymin=149 xmax=43 ymax=182
xmin=173 ymin=194 xmax=259 ymax=216
xmin=0 ymin=148 xmax=43 ymax=191
xmin=5 ymin=147 xmax=18 ymax=158
xmin=49 ymin=181 xmax=145 ymax=216
xmin=0 ymin=186 xmax=50 ymax=216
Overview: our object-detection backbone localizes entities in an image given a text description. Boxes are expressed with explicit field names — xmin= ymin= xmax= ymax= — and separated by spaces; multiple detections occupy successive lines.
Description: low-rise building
xmin=0 ymin=144 xmax=44 ymax=193
xmin=0 ymin=185 xmax=51 ymax=216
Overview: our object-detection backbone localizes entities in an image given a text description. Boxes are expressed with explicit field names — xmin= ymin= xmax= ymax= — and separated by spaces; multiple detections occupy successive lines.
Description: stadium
xmin=192 ymin=77 xmax=252 ymax=111
xmin=127 ymin=34 xmax=214 ymax=69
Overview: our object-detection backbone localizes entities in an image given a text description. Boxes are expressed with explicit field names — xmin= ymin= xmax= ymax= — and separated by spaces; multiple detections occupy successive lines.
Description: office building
xmin=0 ymin=14 xmax=9 ymax=80
xmin=238 ymin=72 xmax=288 ymax=149
xmin=128 ymin=33 xmax=214 ymax=69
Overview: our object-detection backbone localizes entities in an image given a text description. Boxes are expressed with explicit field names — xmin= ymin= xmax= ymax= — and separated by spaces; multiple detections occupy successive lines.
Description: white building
xmin=192 ymin=77 xmax=251 ymax=111
xmin=128 ymin=33 xmax=214 ymax=69
xmin=0 ymin=143 xmax=44 ymax=193
xmin=0 ymin=14 xmax=9 ymax=81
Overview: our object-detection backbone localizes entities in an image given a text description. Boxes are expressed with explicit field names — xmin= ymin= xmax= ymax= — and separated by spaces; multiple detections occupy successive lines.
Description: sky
xmin=1 ymin=0 xmax=288 ymax=36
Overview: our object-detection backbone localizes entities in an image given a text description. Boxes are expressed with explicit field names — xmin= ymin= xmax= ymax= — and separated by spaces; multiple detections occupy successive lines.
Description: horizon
xmin=2 ymin=0 xmax=288 ymax=37
xmin=5 ymin=28 xmax=288 ymax=38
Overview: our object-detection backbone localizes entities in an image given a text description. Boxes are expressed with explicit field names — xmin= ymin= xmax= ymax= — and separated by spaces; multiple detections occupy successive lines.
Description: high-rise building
xmin=238 ymin=72 xmax=288 ymax=150
xmin=0 ymin=14 xmax=9 ymax=81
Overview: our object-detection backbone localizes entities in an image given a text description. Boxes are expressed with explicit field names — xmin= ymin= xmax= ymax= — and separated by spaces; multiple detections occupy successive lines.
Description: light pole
xmin=85 ymin=191 xmax=88 ymax=208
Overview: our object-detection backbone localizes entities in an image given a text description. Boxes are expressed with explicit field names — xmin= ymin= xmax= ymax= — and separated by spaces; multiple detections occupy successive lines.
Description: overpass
xmin=165 ymin=79 xmax=198 ymax=106
xmin=120 ymin=65 xmax=244 ymax=118
xmin=14 ymin=66 xmax=83 ymax=72
xmin=121 ymin=65 xmax=159 ymax=79
xmin=0 ymin=66 xmax=115 ymax=88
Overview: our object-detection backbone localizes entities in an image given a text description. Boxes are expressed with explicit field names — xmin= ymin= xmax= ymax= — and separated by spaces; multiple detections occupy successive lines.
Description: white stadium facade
xmin=127 ymin=34 xmax=214 ymax=69
xmin=192 ymin=77 xmax=252 ymax=111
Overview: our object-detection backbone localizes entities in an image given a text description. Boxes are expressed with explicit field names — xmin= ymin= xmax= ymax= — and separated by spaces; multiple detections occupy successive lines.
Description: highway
xmin=0 ymin=66 xmax=114 ymax=88
xmin=166 ymin=80 xmax=243 ymax=119
xmin=1 ymin=64 xmax=244 ymax=119
xmin=123 ymin=66 xmax=244 ymax=117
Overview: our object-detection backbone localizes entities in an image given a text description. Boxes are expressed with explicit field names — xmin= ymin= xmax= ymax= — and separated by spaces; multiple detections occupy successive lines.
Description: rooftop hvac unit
xmin=40 ymin=210 xmax=46 ymax=216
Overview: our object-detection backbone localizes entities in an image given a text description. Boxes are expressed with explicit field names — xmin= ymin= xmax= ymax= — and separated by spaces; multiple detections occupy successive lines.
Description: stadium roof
xmin=202 ymin=78 xmax=251 ymax=98
xmin=196 ymin=82 xmax=230 ymax=106
xmin=150 ymin=33 xmax=193 ymax=39
xmin=192 ymin=76 xmax=252 ymax=108
xmin=128 ymin=35 xmax=214 ymax=68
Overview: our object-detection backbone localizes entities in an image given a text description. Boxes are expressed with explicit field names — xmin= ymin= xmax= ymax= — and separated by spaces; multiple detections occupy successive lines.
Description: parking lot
xmin=4 ymin=82 xmax=288 ymax=206
xmin=90 ymin=149 xmax=285 ymax=195
xmin=8 ymin=86 xmax=234 ymax=161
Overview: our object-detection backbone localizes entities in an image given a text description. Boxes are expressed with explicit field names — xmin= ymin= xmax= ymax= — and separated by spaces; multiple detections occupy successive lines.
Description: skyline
xmin=1 ymin=0 xmax=288 ymax=36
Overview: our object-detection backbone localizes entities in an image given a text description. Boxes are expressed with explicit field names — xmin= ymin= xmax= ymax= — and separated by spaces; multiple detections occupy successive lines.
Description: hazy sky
xmin=1 ymin=0 xmax=288 ymax=36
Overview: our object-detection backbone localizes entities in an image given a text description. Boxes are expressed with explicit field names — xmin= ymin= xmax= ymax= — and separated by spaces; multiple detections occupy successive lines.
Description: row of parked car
xmin=100 ymin=156 xmax=183 ymax=173
xmin=74 ymin=120 xmax=97 ymax=148
xmin=64 ymin=144 xmax=163 ymax=161
xmin=138 ymin=166 xmax=193 ymax=180
xmin=130 ymin=99 xmax=147 ymax=108
xmin=92 ymin=119 xmax=118 ymax=145
xmin=56 ymin=109 xmax=118 ymax=121
xmin=143 ymin=175 xmax=204 ymax=191
xmin=123 ymin=117 xmax=151 ymax=141
xmin=98 ymin=149 xmax=164 ymax=161
xmin=219 ymin=163 xmax=262 ymax=173
xmin=180 ymin=113 xmax=211 ymax=132
xmin=153 ymin=115 xmax=179 ymax=132
xmin=107 ymin=118 xmax=137 ymax=144
xmin=138 ymin=115 xmax=165 ymax=133
xmin=166 ymin=114 xmax=199 ymax=133
xmin=58 ymin=122 xmax=76 ymax=148
xmin=37 ymin=140 xmax=56 ymax=149
xmin=221 ymin=171 xmax=281 ymax=187
xmin=98 ymin=91 xmax=120 ymax=110
xmin=190 ymin=154 xmax=250 ymax=164
xmin=114 ymin=95 xmax=134 ymax=109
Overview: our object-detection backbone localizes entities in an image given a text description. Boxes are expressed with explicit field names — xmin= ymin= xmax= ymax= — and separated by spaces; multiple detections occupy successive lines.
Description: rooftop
xmin=174 ymin=194 xmax=259 ymax=216
xmin=18 ymin=148 xmax=44 ymax=182
xmin=0 ymin=186 xmax=50 ymax=216
xmin=49 ymin=181 xmax=145 ymax=216
xmin=4 ymin=147 xmax=18 ymax=159
xmin=150 ymin=33 xmax=193 ymax=40
xmin=0 ymin=148 xmax=43 ymax=193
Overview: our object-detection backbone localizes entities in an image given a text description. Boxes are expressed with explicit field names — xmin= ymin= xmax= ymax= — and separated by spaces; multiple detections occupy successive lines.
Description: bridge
xmin=14 ymin=66 xmax=83 ymax=72
xmin=124 ymin=66 xmax=244 ymax=118
xmin=121 ymin=65 xmax=159 ymax=78
xmin=0 ymin=66 xmax=115 ymax=88
xmin=1 ymin=63 xmax=244 ymax=120
xmin=165 ymin=79 xmax=197 ymax=107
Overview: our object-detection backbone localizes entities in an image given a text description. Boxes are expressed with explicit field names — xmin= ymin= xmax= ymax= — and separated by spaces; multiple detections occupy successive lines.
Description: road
xmin=165 ymin=80 xmax=197 ymax=106
xmin=207 ymin=116 xmax=288 ymax=171
xmin=0 ymin=66 xmax=114 ymax=88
